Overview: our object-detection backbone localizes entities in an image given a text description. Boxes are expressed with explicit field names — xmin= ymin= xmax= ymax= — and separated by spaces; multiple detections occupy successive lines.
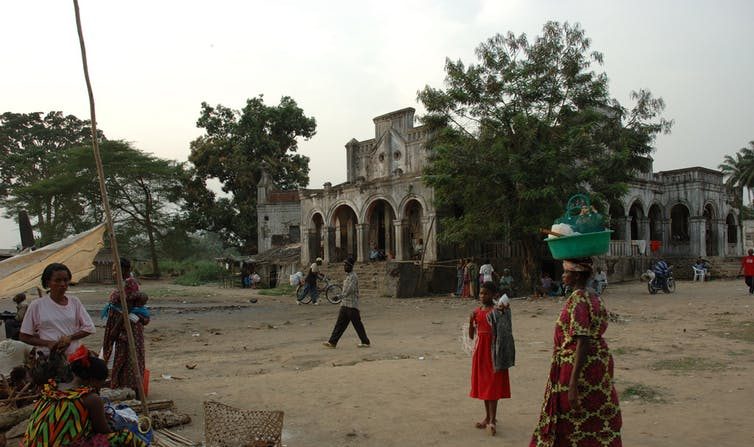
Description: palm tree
xmin=719 ymin=141 xmax=754 ymax=205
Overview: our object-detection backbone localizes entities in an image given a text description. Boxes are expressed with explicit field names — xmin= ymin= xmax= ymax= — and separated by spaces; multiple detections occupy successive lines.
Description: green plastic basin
xmin=545 ymin=230 xmax=613 ymax=260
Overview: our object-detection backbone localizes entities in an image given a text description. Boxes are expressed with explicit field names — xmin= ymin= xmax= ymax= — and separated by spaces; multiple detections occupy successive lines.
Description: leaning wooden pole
xmin=71 ymin=0 xmax=150 ymax=419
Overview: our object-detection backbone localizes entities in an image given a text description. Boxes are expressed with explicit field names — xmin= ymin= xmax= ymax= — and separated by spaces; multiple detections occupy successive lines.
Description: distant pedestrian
xmin=479 ymin=259 xmax=496 ymax=283
xmin=738 ymin=249 xmax=754 ymax=294
xmin=467 ymin=258 xmax=479 ymax=298
xmin=298 ymin=260 xmax=323 ymax=305
xmin=323 ymin=257 xmax=370 ymax=348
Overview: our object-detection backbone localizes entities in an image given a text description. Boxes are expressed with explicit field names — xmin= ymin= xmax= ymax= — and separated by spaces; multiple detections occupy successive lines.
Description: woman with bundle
xmin=530 ymin=258 xmax=622 ymax=447
xmin=101 ymin=258 xmax=149 ymax=391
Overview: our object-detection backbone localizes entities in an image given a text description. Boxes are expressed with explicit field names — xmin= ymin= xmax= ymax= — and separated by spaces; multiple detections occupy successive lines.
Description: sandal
xmin=487 ymin=422 xmax=497 ymax=436
xmin=474 ymin=421 xmax=487 ymax=429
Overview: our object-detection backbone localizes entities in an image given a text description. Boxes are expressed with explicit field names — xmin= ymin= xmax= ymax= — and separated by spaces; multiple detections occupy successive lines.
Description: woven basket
xmin=204 ymin=401 xmax=284 ymax=447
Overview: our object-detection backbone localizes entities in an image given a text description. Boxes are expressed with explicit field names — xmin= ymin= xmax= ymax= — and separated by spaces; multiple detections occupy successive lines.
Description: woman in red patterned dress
xmin=468 ymin=281 xmax=511 ymax=436
xmin=530 ymin=258 xmax=622 ymax=447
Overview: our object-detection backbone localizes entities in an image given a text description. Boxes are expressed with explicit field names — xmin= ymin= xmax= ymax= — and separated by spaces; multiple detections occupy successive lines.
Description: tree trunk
xmin=520 ymin=235 xmax=542 ymax=296
xmin=146 ymin=220 xmax=160 ymax=278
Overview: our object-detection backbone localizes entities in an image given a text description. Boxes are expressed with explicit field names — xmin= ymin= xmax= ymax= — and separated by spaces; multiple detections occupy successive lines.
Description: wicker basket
xmin=204 ymin=401 xmax=284 ymax=447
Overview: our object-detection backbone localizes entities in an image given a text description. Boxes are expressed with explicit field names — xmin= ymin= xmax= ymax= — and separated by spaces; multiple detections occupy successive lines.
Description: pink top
xmin=20 ymin=294 xmax=96 ymax=355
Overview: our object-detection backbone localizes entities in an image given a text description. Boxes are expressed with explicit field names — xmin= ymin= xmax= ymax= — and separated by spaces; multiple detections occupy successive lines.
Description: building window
xmin=289 ymin=225 xmax=300 ymax=243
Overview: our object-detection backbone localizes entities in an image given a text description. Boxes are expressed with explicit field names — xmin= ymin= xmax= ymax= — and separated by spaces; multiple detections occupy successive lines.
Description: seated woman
xmin=20 ymin=263 xmax=96 ymax=357
xmin=24 ymin=345 xmax=146 ymax=447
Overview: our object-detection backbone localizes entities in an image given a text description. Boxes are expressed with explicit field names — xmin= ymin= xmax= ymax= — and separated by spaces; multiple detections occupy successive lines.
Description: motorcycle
xmin=647 ymin=266 xmax=676 ymax=294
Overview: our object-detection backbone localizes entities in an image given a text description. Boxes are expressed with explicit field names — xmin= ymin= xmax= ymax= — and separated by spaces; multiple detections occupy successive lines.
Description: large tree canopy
xmin=186 ymin=95 xmax=316 ymax=252
xmin=0 ymin=111 xmax=104 ymax=244
xmin=418 ymin=22 xmax=672 ymax=285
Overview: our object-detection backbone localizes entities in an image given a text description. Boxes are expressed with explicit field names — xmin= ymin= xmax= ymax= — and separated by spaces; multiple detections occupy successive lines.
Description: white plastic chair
xmin=692 ymin=266 xmax=706 ymax=282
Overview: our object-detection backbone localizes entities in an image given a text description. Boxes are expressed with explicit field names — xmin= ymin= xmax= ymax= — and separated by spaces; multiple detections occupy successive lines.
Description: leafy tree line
xmin=0 ymin=96 xmax=315 ymax=276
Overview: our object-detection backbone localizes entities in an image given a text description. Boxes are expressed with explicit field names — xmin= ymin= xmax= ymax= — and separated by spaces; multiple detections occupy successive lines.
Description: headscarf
xmin=563 ymin=258 xmax=593 ymax=273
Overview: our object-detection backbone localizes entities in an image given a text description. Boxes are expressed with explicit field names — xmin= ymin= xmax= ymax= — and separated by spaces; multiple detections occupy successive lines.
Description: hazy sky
xmin=1 ymin=0 xmax=753 ymax=248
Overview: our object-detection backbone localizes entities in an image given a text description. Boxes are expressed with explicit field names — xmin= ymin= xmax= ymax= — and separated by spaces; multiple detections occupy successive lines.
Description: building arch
xmin=360 ymin=195 xmax=400 ymax=223
xmin=363 ymin=198 xmax=397 ymax=257
xmin=397 ymin=194 xmax=429 ymax=220
xmin=402 ymin=199 xmax=425 ymax=259
xmin=628 ymin=199 xmax=646 ymax=240
xmin=726 ymin=212 xmax=738 ymax=245
xmin=670 ymin=203 xmax=690 ymax=242
xmin=329 ymin=203 xmax=359 ymax=262
xmin=306 ymin=211 xmax=325 ymax=262
xmin=648 ymin=203 xmax=664 ymax=241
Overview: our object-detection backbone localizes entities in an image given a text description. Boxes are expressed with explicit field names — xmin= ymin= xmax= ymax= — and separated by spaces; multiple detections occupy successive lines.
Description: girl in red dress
xmin=468 ymin=281 xmax=511 ymax=436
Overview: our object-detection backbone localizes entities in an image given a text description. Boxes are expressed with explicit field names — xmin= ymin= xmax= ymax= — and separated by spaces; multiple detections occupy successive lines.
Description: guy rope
xmin=71 ymin=0 xmax=151 ymax=427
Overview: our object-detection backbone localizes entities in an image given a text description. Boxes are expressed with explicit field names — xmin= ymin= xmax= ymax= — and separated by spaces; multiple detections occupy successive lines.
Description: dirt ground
xmin=5 ymin=277 xmax=753 ymax=446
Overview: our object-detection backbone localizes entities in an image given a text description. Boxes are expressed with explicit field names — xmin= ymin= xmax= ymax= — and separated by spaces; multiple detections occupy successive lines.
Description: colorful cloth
xmin=23 ymin=382 xmax=146 ymax=447
xmin=20 ymin=294 xmax=96 ymax=356
xmin=101 ymin=278 xmax=147 ymax=391
xmin=470 ymin=307 xmax=511 ymax=400
xmin=530 ymin=289 xmax=622 ymax=447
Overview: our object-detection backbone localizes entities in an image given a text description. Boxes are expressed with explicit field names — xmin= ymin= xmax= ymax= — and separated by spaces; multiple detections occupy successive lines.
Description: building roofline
xmin=372 ymin=107 xmax=416 ymax=122
xmin=658 ymin=166 xmax=722 ymax=176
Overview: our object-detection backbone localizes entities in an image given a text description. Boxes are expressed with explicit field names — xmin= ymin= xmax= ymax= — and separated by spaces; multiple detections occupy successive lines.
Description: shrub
xmin=170 ymin=260 xmax=226 ymax=286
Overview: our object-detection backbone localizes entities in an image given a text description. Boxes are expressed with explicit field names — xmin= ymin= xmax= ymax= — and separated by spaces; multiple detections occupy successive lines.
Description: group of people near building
xmin=2 ymin=260 xmax=150 ymax=446
xmin=456 ymin=259 xmax=514 ymax=298
xmin=467 ymin=258 xmax=622 ymax=445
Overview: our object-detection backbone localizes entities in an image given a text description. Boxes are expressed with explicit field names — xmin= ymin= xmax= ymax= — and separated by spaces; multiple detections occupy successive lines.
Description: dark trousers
xmin=328 ymin=307 xmax=370 ymax=346
xmin=745 ymin=276 xmax=754 ymax=294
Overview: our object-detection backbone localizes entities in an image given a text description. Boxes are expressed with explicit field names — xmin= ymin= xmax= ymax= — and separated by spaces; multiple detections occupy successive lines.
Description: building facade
xmin=608 ymin=165 xmax=742 ymax=258
xmin=299 ymin=108 xmax=437 ymax=264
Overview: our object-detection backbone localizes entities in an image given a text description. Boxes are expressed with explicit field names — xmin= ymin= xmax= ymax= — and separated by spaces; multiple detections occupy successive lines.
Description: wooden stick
xmin=71 ymin=0 xmax=149 ymax=417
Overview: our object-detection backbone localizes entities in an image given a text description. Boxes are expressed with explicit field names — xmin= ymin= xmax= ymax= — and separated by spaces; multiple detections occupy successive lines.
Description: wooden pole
xmin=71 ymin=0 xmax=150 ymax=419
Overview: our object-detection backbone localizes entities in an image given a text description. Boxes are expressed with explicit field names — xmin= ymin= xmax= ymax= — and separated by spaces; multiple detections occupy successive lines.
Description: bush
xmin=168 ymin=260 xmax=226 ymax=286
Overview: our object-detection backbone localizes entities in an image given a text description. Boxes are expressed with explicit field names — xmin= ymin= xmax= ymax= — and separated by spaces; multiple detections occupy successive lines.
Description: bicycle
xmin=296 ymin=275 xmax=343 ymax=304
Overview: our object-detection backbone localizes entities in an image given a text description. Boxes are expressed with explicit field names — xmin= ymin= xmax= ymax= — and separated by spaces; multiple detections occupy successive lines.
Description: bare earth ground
xmin=5 ymin=278 xmax=753 ymax=446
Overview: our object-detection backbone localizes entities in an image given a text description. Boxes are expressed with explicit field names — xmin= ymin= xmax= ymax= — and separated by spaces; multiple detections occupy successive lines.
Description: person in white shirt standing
xmin=20 ymin=263 xmax=96 ymax=356
xmin=479 ymin=260 xmax=496 ymax=284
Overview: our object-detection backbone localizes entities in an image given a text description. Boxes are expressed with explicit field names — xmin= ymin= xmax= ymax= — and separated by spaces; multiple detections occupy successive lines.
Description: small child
xmin=468 ymin=281 xmax=511 ymax=436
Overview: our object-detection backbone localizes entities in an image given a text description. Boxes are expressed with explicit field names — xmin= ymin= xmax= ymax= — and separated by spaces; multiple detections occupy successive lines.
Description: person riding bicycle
xmin=298 ymin=258 xmax=324 ymax=305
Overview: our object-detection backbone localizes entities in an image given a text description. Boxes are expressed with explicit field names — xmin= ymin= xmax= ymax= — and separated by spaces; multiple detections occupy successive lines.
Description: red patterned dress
xmin=530 ymin=289 xmax=622 ymax=446
xmin=470 ymin=306 xmax=511 ymax=400
xmin=102 ymin=277 xmax=147 ymax=390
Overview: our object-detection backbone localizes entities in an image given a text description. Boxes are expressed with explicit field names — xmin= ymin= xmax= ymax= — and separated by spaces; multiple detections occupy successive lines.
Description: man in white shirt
xmin=479 ymin=260 xmax=496 ymax=283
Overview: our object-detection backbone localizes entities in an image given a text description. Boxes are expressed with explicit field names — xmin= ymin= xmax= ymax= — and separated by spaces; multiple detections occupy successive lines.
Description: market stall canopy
xmin=0 ymin=224 xmax=106 ymax=298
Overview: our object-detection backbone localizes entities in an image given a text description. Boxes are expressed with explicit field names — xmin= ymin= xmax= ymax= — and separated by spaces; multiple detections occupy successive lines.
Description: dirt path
xmin=9 ymin=278 xmax=753 ymax=446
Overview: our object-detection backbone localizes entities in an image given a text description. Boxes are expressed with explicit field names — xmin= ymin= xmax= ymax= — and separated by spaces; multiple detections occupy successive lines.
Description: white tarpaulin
xmin=0 ymin=224 xmax=106 ymax=298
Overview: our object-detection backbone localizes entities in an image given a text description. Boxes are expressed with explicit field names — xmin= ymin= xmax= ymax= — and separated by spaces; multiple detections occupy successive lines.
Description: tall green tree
xmin=63 ymin=141 xmax=184 ymax=277
xmin=186 ymin=95 xmax=316 ymax=252
xmin=418 ymin=22 xmax=672 ymax=287
xmin=0 ymin=111 xmax=104 ymax=244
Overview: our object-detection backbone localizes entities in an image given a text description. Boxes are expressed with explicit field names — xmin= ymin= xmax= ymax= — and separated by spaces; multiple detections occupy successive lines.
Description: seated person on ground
xmin=369 ymin=246 xmax=386 ymax=261
xmin=536 ymin=273 xmax=555 ymax=297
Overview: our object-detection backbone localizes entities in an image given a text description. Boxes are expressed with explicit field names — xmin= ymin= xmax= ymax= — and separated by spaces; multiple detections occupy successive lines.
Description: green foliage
xmin=164 ymin=260 xmax=227 ymax=286
xmin=0 ymin=111 xmax=104 ymax=245
xmin=417 ymin=22 xmax=672 ymax=283
xmin=719 ymin=141 xmax=754 ymax=206
xmin=185 ymin=95 xmax=316 ymax=251
xmin=619 ymin=382 xmax=666 ymax=403
xmin=257 ymin=284 xmax=296 ymax=296
xmin=651 ymin=356 xmax=726 ymax=373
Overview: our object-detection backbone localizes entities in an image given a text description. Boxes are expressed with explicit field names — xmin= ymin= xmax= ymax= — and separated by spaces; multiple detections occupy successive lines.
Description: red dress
xmin=470 ymin=307 xmax=511 ymax=400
